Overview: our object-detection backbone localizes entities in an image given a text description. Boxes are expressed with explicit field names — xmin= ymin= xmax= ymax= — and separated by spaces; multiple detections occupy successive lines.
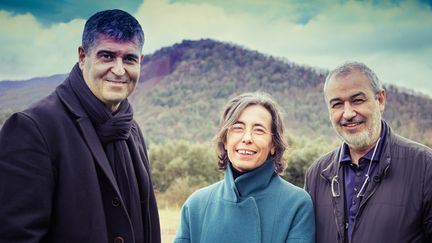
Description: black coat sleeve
xmin=0 ymin=113 xmax=55 ymax=242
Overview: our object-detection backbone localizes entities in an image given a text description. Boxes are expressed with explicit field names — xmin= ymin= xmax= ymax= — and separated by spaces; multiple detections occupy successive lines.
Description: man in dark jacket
xmin=305 ymin=62 xmax=432 ymax=243
xmin=0 ymin=9 xmax=161 ymax=243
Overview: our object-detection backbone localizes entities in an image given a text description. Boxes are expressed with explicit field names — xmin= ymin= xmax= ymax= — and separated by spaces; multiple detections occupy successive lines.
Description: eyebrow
xmin=328 ymin=91 xmax=367 ymax=104
xmin=350 ymin=92 xmax=367 ymax=100
xmin=124 ymin=53 xmax=140 ymax=60
xmin=96 ymin=50 xmax=140 ymax=60
xmin=96 ymin=50 xmax=116 ymax=56
xmin=234 ymin=120 xmax=269 ymax=129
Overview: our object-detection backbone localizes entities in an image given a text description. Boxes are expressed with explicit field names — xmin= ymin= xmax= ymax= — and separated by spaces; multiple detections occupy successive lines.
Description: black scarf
xmin=65 ymin=64 xmax=150 ymax=242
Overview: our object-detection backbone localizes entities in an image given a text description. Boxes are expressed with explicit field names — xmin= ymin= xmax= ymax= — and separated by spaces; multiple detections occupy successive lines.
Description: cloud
xmin=0 ymin=0 xmax=142 ymax=25
xmin=134 ymin=0 xmax=432 ymax=94
xmin=135 ymin=0 xmax=432 ymax=56
xmin=0 ymin=10 xmax=83 ymax=80
xmin=0 ymin=0 xmax=431 ymax=95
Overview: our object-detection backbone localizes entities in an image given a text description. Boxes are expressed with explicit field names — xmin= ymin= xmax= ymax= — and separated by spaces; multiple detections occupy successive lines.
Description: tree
xmin=283 ymin=135 xmax=338 ymax=187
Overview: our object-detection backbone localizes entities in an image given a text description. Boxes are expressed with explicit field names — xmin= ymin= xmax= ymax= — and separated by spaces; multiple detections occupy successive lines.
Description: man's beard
xmin=336 ymin=108 xmax=381 ymax=151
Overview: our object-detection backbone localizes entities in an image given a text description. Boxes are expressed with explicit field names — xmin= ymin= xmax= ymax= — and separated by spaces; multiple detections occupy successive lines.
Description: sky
xmin=0 ymin=0 xmax=431 ymax=96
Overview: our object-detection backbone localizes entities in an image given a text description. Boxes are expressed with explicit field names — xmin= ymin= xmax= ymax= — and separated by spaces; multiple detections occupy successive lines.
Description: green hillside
xmin=1 ymin=38 xmax=431 ymax=197
xmin=1 ymin=39 xmax=431 ymax=146
xmin=130 ymin=39 xmax=432 ymax=146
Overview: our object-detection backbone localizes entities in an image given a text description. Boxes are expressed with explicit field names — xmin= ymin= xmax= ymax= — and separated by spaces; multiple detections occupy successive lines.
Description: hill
xmin=0 ymin=74 xmax=67 ymax=124
xmin=1 ymin=39 xmax=431 ymax=145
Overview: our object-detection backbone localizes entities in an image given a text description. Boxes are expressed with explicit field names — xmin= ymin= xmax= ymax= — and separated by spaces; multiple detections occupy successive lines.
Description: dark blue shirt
xmin=341 ymin=121 xmax=387 ymax=240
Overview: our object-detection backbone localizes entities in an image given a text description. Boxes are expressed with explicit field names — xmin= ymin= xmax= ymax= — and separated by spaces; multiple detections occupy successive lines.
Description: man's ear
xmin=78 ymin=46 xmax=86 ymax=68
xmin=377 ymin=89 xmax=386 ymax=112
xmin=140 ymin=54 xmax=144 ymax=63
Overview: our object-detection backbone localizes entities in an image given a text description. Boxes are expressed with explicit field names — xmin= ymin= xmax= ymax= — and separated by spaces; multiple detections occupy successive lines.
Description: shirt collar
xmin=340 ymin=120 xmax=387 ymax=164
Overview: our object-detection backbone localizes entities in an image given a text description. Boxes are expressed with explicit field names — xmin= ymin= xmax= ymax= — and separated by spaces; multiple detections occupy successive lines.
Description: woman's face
xmin=224 ymin=105 xmax=275 ymax=172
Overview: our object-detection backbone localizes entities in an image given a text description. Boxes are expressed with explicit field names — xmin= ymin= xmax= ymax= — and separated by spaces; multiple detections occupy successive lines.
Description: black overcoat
xmin=0 ymin=80 xmax=161 ymax=243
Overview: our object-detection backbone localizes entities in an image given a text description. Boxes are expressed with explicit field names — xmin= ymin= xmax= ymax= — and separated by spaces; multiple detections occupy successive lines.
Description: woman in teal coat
xmin=174 ymin=92 xmax=315 ymax=243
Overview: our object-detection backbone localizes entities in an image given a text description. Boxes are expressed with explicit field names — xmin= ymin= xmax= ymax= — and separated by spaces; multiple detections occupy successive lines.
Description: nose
xmin=241 ymin=130 xmax=253 ymax=144
xmin=342 ymin=103 xmax=356 ymax=119
xmin=111 ymin=58 xmax=126 ymax=76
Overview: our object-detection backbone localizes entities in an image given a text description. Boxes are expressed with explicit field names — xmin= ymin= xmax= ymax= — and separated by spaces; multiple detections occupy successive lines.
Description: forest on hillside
xmin=1 ymin=39 xmax=431 ymax=206
xmin=130 ymin=39 xmax=432 ymax=145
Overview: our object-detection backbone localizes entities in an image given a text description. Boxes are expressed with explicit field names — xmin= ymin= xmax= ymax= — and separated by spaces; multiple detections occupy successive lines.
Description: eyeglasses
xmin=228 ymin=123 xmax=272 ymax=139
xmin=331 ymin=175 xmax=341 ymax=197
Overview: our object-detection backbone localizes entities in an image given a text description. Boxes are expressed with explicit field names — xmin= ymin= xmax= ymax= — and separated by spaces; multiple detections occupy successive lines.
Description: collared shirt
xmin=340 ymin=121 xmax=387 ymax=240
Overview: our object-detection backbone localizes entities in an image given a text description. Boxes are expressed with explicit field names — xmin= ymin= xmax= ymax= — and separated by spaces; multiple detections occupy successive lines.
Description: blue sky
xmin=1 ymin=0 xmax=431 ymax=96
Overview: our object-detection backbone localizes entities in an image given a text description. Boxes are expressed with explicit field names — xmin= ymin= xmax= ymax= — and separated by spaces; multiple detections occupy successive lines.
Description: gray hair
xmin=324 ymin=61 xmax=383 ymax=96
xmin=214 ymin=92 xmax=288 ymax=174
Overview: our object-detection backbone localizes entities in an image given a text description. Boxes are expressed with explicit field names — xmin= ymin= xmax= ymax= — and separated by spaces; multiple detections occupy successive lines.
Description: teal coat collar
xmin=223 ymin=158 xmax=276 ymax=202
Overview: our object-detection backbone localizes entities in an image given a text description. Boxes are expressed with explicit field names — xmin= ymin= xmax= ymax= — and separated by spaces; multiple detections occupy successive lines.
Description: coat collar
xmin=321 ymin=120 xmax=392 ymax=182
xmin=55 ymin=69 xmax=122 ymax=198
xmin=222 ymin=158 xmax=276 ymax=202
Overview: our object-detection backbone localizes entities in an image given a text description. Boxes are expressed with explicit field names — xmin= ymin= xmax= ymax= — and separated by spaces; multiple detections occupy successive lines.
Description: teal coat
xmin=174 ymin=159 xmax=315 ymax=243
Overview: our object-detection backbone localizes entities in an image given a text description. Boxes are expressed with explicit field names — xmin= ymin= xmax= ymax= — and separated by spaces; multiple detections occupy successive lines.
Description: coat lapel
xmin=56 ymin=80 xmax=121 ymax=197
xmin=76 ymin=117 xmax=121 ymax=196
xmin=321 ymin=147 xmax=346 ymax=240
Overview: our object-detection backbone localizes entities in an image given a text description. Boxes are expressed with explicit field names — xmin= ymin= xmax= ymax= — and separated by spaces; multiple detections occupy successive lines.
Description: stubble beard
xmin=336 ymin=109 xmax=382 ymax=151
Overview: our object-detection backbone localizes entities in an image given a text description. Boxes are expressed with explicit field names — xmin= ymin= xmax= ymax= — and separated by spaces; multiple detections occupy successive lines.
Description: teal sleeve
xmin=286 ymin=194 xmax=316 ymax=243
xmin=173 ymin=203 xmax=191 ymax=243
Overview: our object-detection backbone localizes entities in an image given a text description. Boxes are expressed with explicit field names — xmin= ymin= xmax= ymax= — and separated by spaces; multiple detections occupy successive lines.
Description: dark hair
xmin=214 ymin=92 xmax=288 ymax=174
xmin=324 ymin=61 xmax=383 ymax=97
xmin=82 ymin=9 xmax=144 ymax=53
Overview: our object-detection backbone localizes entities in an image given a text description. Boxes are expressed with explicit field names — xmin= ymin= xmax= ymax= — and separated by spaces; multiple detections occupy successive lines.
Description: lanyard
xmin=331 ymin=137 xmax=381 ymax=198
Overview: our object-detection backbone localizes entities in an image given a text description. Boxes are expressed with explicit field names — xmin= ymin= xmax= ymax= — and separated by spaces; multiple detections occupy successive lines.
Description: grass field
xmin=159 ymin=207 xmax=181 ymax=243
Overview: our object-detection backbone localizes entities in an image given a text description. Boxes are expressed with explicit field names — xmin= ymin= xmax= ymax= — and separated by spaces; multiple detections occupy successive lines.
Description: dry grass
xmin=159 ymin=207 xmax=181 ymax=243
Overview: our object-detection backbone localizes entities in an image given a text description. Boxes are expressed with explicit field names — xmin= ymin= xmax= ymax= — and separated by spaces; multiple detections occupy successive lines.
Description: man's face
xmin=325 ymin=70 xmax=385 ymax=152
xmin=79 ymin=34 xmax=143 ymax=111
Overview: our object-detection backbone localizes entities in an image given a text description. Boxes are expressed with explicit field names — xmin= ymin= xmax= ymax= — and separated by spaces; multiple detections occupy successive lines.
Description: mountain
xmin=1 ymin=39 xmax=431 ymax=145
xmin=0 ymin=74 xmax=67 ymax=124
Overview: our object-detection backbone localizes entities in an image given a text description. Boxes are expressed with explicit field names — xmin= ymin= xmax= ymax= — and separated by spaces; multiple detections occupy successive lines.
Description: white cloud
xmin=135 ymin=0 xmax=248 ymax=53
xmin=0 ymin=0 xmax=431 ymax=96
xmin=134 ymin=0 xmax=432 ymax=95
xmin=0 ymin=11 xmax=83 ymax=80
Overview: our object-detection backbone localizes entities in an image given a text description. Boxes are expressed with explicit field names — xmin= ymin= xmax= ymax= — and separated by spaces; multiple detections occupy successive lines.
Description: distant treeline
xmin=1 ymin=39 xmax=431 ymax=208
xmin=150 ymin=135 xmax=338 ymax=207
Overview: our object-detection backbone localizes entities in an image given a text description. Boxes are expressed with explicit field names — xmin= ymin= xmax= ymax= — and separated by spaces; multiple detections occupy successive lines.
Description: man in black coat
xmin=305 ymin=62 xmax=432 ymax=243
xmin=0 ymin=9 xmax=161 ymax=243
